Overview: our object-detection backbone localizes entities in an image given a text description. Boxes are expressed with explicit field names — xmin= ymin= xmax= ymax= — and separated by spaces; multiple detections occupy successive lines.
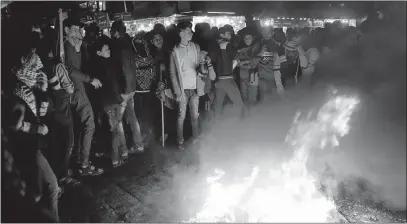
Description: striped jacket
xmin=48 ymin=63 xmax=74 ymax=94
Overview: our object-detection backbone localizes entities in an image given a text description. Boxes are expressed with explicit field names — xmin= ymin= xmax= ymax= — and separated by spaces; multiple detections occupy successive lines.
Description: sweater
xmin=91 ymin=56 xmax=124 ymax=106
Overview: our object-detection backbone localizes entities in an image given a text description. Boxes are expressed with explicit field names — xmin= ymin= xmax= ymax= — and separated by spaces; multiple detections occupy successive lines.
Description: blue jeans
xmin=177 ymin=89 xmax=199 ymax=144
xmin=102 ymin=104 xmax=128 ymax=163
xmin=121 ymin=92 xmax=143 ymax=149
xmin=214 ymin=78 xmax=244 ymax=116
xmin=240 ymin=69 xmax=258 ymax=104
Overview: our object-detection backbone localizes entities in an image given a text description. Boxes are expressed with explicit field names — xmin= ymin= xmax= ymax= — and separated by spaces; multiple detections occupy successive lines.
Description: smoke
xmin=133 ymin=4 xmax=406 ymax=221
xmin=307 ymin=3 xmax=406 ymax=211
xmin=192 ymin=2 xmax=406 ymax=214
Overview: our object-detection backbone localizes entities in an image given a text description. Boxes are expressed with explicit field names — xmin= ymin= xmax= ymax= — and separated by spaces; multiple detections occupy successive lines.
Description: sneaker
xmin=178 ymin=142 xmax=186 ymax=151
xmin=94 ymin=152 xmax=105 ymax=158
xmin=112 ymin=160 xmax=127 ymax=168
xmin=60 ymin=176 xmax=81 ymax=188
xmin=129 ymin=145 xmax=144 ymax=154
xmin=121 ymin=151 xmax=129 ymax=159
xmin=192 ymin=136 xmax=201 ymax=145
xmin=79 ymin=163 xmax=104 ymax=176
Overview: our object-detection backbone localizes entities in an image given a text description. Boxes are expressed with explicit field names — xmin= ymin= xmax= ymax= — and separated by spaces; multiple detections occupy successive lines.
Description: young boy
xmin=234 ymin=27 xmax=258 ymax=107
xmin=91 ymin=38 xmax=128 ymax=168
xmin=169 ymin=21 xmax=202 ymax=150
xmin=213 ymin=26 xmax=244 ymax=117
xmin=252 ymin=26 xmax=284 ymax=103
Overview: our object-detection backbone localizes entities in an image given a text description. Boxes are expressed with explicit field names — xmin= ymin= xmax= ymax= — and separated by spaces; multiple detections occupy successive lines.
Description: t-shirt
xmin=258 ymin=39 xmax=280 ymax=74
xmin=178 ymin=43 xmax=197 ymax=89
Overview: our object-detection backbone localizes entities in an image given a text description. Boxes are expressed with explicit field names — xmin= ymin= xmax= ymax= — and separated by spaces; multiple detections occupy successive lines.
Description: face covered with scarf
xmin=284 ymin=36 xmax=301 ymax=62
xmin=16 ymin=52 xmax=48 ymax=92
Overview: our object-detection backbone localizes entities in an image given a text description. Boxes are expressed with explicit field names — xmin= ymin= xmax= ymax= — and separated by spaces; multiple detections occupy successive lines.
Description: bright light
xmin=208 ymin=12 xmax=235 ymax=15
xmin=277 ymin=17 xmax=280 ymax=19
xmin=265 ymin=20 xmax=270 ymax=26
xmin=189 ymin=90 xmax=360 ymax=223
xmin=291 ymin=18 xmax=295 ymax=20
xmin=282 ymin=17 xmax=285 ymax=20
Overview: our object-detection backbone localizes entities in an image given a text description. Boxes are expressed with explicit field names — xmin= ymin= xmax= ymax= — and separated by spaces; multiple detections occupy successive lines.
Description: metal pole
xmin=160 ymin=68 xmax=165 ymax=148
xmin=123 ymin=1 xmax=127 ymax=12
xmin=58 ymin=9 xmax=65 ymax=65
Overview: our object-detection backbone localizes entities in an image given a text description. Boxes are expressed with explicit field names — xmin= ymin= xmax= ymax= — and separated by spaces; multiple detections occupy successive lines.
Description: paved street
xmin=58 ymin=98 xmax=406 ymax=223
xmin=58 ymin=140 xmax=406 ymax=223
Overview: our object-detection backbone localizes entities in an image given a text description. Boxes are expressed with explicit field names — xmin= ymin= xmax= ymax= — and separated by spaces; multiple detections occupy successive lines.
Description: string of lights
xmin=98 ymin=13 xmax=357 ymax=37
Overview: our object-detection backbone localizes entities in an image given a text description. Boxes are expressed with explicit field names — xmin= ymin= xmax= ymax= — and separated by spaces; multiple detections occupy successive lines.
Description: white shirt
xmin=178 ymin=43 xmax=197 ymax=89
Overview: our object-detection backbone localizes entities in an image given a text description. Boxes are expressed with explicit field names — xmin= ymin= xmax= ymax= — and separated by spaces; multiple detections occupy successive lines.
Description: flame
xmin=188 ymin=90 xmax=360 ymax=223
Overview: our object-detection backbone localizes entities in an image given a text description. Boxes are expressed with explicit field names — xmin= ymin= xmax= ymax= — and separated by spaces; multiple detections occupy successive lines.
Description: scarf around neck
xmin=13 ymin=53 xmax=49 ymax=118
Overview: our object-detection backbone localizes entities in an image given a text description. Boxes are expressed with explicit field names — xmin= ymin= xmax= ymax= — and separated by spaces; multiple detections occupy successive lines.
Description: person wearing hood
xmin=7 ymin=36 xmax=61 ymax=221
xmin=252 ymin=26 xmax=284 ymax=102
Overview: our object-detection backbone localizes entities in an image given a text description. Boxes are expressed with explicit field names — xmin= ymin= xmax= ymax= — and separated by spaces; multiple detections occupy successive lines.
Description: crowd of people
xmin=2 ymin=15 xmax=365 ymax=222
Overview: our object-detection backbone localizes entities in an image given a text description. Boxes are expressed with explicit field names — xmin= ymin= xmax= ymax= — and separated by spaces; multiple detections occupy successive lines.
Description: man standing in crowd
xmin=234 ymin=27 xmax=258 ymax=108
xmin=63 ymin=18 xmax=104 ymax=176
xmin=213 ymin=26 xmax=244 ymax=117
xmin=110 ymin=21 xmax=144 ymax=153
xmin=169 ymin=21 xmax=203 ymax=150
xmin=91 ymin=37 xmax=129 ymax=167
xmin=252 ymin=26 xmax=284 ymax=103
xmin=131 ymin=34 xmax=157 ymax=147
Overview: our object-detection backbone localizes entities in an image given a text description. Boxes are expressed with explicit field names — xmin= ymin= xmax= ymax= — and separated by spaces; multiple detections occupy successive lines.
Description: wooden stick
xmin=58 ymin=9 xmax=65 ymax=64
xmin=294 ymin=57 xmax=300 ymax=84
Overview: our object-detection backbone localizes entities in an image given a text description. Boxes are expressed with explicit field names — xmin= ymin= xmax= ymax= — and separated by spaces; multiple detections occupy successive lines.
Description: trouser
xmin=177 ymin=89 xmax=200 ymax=144
xmin=71 ymin=91 xmax=95 ymax=167
xmin=16 ymin=150 xmax=59 ymax=222
xmin=134 ymin=91 xmax=160 ymax=143
xmin=258 ymin=71 xmax=284 ymax=103
xmin=240 ymin=79 xmax=258 ymax=105
xmin=214 ymin=78 xmax=244 ymax=116
xmin=37 ymin=151 xmax=59 ymax=222
xmin=199 ymin=91 xmax=215 ymax=131
xmin=240 ymin=68 xmax=258 ymax=104
xmin=297 ymin=73 xmax=313 ymax=90
xmin=121 ymin=92 xmax=143 ymax=149
xmin=100 ymin=104 xmax=128 ymax=163
xmin=52 ymin=94 xmax=74 ymax=179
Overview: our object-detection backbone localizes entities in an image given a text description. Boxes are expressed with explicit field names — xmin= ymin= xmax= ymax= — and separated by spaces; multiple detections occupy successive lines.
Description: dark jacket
xmin=110 ymin=37 xmax=138 ymax=94
xmin=91 ymin=56 xmax=124 ymax=106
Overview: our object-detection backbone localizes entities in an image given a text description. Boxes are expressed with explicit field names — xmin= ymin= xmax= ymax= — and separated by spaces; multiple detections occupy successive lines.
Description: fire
xmin=189 ymin=89 xmax=360 ymax=223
